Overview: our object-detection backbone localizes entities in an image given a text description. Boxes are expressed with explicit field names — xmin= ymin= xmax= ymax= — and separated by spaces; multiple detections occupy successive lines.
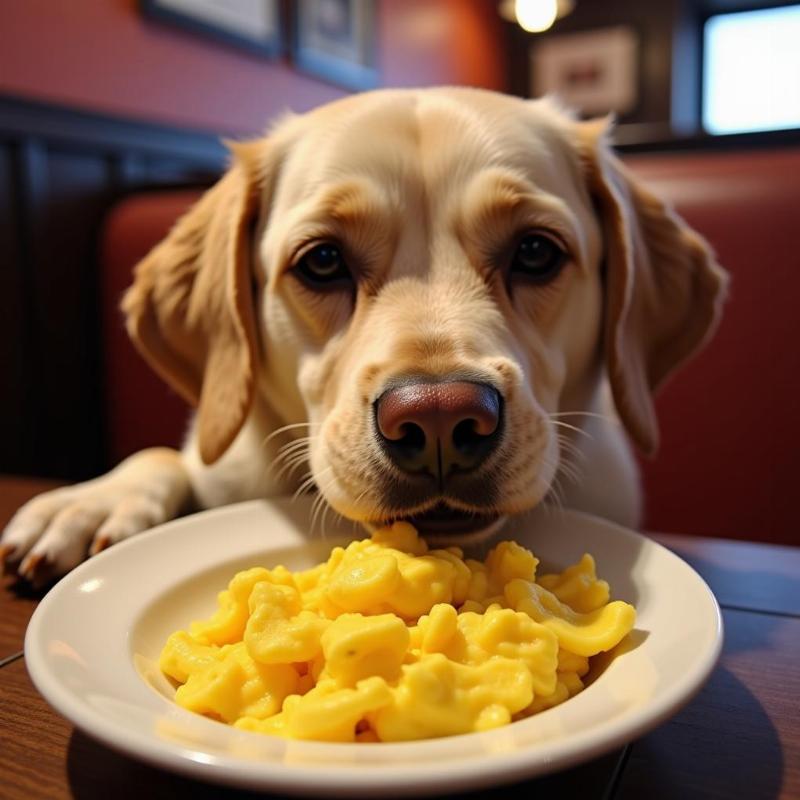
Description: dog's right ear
xmin=122 ymin=138 xmax=278 ymax=465
xmin=576 ymin=118 xmax=728 ymax=456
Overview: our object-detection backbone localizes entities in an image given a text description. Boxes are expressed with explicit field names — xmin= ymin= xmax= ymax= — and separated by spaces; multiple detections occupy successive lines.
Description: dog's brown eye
xmin=295 ymin=243 xmax=351 ymax=287
xmin=511 ymin=234 xmax=566 ymax=282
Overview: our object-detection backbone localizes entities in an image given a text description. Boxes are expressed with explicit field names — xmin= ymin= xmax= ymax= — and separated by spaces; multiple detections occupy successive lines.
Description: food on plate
xmin=160 ymin=522 xmax=635 ymax=742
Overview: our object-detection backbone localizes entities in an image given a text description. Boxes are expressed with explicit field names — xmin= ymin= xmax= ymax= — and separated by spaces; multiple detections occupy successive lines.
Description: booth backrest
xmin=100 ymin=146 xmax=800 ymax=544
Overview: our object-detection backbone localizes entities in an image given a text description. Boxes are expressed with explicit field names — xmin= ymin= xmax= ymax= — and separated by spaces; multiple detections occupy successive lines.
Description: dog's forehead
xmin=275 ymin=89 xmax=584 ymax=205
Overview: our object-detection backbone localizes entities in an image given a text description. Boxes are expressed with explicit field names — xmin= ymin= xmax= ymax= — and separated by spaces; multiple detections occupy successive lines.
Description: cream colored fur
xmin=0 ymin=88 xmax=727 ymax=585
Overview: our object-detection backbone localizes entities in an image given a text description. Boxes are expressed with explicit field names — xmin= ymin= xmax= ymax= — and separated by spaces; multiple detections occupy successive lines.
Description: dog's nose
xmin=375 ymin=381 xmax=502 ymax=478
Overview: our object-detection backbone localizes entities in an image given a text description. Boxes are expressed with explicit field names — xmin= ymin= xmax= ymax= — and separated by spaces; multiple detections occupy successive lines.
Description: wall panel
xmin=0 ymin=95 xmax=224 ymax=479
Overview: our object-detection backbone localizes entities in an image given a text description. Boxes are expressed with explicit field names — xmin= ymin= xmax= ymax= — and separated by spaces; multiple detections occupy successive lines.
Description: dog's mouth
xmin=396 ymin=503 xmax=503 ymax=538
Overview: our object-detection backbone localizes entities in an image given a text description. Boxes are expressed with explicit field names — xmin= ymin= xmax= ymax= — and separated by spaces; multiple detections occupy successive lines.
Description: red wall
xmin=0 ymin=0 xmax=507 ymax=135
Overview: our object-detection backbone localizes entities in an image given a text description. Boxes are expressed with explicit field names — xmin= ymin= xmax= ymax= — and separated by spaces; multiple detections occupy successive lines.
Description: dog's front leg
xmin=0 ymin=448 xmax=191 ymax=586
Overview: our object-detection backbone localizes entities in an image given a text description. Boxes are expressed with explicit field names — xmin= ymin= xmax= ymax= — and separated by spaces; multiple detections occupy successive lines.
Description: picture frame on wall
xmin=140 ymin=0 xmax=282 ymax=59
xmin=530 ymin=26 xmax=639 ymax=116
xmin=293 ymin=0 xmax=379 ymax=90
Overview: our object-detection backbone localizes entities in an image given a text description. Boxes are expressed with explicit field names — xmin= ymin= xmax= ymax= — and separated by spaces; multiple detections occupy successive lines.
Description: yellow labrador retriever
xmin=1 ymin=88 xmax=727 ymax=585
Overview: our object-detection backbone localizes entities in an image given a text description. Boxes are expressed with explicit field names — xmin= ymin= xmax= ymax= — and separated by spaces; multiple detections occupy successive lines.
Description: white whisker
xmin=268 ymin=435 xmax=319 ymax=486
xmin=543 ymin=474 xmax=564 ymax=516
xmin=271 ymin=452 xmax=312 ymax=485
xmin=262 ymin=422 xmax=322 ymax=449
xmin=275 ymin=437 xmax=314 ymax=459
xmin=283 ymin=451 xmax=313 ymax=471
xmin=310 ymin=476 xmax=341 ymax=540
xmin=548 ymin=472 xmax=568 ymax=515
xmin=558 ymin=446 xmax=584 ymax=480
xmin=556 ymin=434 xmax=586 ymax=463
xmin=549 ymin=419 xmax=593 ymax=439
xmin=321 ymin=502 xmax=335 ymax=538
xmin=309 ymin=493 xmax=325 ymax=539
xmin=549 ymin=411 xmax=617 ymax=425
xmin=559 ymin=463 xmax=582 ymax=484
xmin=291 ymin=468 xmax=329 ymax=503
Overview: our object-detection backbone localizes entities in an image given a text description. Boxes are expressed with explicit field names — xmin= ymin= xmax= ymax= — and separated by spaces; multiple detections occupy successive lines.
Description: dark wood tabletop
xmin=1 ymin=476 xmax=798 ymax=800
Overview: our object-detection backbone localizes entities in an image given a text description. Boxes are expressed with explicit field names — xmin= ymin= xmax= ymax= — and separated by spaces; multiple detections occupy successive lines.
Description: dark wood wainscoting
xmin=0 ymin=95 xmax=225 ymax=480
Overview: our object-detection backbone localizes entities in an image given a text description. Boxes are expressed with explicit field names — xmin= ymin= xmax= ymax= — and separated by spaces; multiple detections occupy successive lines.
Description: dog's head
xmin=123 ymin=88 xmax=727 ymax=536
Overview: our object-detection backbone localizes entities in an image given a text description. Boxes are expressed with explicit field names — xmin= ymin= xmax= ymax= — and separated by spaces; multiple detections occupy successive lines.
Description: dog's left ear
xmin=576 ymin=119 xmax=728 ymax=455
xmin=122 ymin=139 xmax=274 ymax=464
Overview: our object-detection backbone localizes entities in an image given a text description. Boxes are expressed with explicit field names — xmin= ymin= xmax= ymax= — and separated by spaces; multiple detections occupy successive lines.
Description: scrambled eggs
xmin=160 ymin=522 xmax=635 ymax=742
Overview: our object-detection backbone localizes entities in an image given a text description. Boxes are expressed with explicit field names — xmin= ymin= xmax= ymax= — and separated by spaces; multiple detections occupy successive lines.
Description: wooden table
xmin=1 ymin=476 xmax=799 ymax=799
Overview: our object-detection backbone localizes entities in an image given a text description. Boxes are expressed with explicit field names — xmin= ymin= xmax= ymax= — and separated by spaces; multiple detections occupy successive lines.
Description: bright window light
xmin=703 ymin=5 xmax=800 ymax=134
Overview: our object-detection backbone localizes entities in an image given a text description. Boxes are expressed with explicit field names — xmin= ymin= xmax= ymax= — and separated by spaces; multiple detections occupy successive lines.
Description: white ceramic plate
xmin=25 ymin=499 xmax=722 ymax=797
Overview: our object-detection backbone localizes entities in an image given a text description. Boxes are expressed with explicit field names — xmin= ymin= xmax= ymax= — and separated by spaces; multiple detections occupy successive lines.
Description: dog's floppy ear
xmin=122 ymin=139 xmax=273 ymax=465
xmin=577 ymin=119 xmax=728 ymax=455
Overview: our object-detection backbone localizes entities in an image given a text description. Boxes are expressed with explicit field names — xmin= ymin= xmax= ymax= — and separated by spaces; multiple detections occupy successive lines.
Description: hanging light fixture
xmin=498 ymin=0 xmax=575 ymax=33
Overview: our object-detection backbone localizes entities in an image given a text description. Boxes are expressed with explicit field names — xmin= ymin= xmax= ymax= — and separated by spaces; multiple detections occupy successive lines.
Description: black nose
xmin=374 ymin=381 xmax=503 ymax=478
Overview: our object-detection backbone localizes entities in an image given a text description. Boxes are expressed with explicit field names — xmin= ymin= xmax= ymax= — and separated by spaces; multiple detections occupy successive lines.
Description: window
xmin=703 ymin=4 xmax=800 ymax=134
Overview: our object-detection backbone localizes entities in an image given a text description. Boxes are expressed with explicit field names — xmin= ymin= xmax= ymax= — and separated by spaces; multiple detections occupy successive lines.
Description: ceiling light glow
xmin=515 ymin=0 xmax=558 ymax=32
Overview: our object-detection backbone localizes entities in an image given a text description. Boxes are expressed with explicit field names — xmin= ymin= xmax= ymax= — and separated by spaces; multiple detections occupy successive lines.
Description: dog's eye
xmin=294 ymin=243 xmax=351 ymax=287
xmin=510 ymin=234 xmax=566 ymax=282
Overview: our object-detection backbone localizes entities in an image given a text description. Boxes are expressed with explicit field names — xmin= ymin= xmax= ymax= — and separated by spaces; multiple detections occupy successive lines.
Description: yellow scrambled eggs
xmin=160 ymin=522 xmax=635 ymax=742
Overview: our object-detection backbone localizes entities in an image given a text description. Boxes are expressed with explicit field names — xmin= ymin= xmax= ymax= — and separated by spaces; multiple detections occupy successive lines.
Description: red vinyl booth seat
xmin=100 ymin=147 xmax=800 ymax=545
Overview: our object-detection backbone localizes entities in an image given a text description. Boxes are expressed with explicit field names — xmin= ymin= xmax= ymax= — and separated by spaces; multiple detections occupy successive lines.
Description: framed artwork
xmin=293 ymin=0 xmax=378 ymax=90
xmin=140 ymin=0 xmax=282 ymax=59
xmin=530 ymin=26 xmax=639 ymax=116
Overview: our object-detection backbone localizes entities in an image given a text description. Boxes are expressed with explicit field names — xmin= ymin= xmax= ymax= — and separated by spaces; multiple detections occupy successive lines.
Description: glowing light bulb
xmin=515 ymin=0 xmax=558 ymax=32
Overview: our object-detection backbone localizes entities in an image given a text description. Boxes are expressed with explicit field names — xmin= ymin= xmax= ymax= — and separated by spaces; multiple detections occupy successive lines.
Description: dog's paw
xmin=0 ymin=450 xmax=190 ymax=587
xmin=1 ymin=484 xmax=166 ymax=587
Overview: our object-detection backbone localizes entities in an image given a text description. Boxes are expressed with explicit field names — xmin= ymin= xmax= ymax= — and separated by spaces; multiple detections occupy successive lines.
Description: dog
xmin=0 ymin=87 xmax=727 ymax=586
